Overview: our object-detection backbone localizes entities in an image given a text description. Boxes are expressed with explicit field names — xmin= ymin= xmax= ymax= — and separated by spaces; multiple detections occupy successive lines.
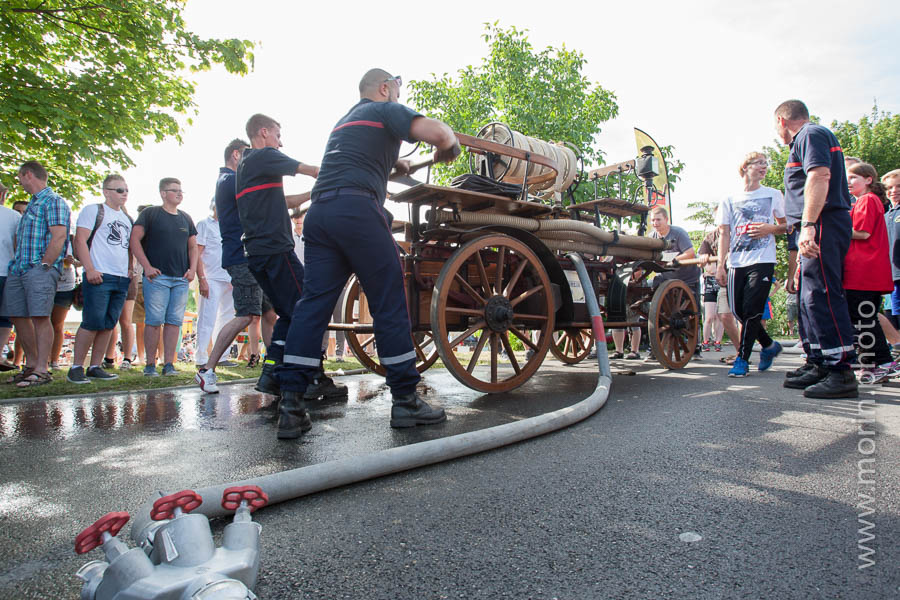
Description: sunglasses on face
xmin=105 ymin=187 xmax=129 ymax=194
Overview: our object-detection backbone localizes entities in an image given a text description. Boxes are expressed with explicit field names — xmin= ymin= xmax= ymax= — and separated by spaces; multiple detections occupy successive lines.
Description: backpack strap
xmin=86 ymin=203 xmax=105 ymax=249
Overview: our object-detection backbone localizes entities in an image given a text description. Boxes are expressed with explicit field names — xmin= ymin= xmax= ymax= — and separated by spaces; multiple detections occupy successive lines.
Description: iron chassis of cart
xmin=333 ymin=134 xmax=701 ymax=394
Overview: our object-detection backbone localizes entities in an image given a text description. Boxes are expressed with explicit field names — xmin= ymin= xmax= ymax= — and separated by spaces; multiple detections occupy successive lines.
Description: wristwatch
xmin=40 ymin=262 xmax=51 ymax=271
xmin=801 ymin=221 xmax=817 ymax=228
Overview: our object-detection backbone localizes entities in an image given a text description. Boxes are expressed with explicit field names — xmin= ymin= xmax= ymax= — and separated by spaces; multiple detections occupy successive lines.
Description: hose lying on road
xmin=131 ymin=253 xmax=612 ymax=538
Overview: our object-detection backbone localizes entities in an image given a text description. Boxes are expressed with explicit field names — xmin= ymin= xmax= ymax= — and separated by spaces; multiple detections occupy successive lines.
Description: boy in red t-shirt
xmin=844 ymin=162 xmax=896 ymax=383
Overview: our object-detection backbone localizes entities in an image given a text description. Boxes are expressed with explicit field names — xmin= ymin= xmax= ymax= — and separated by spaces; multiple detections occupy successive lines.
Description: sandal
xmin=720 ymin=354 xmax=737 ymax=365
xmin=610 ymin=351 xmax=624 ymax=359
xmin=16 ymin=371 xmax=53 ymax=388
xmin=0 ymin=361 xmax=16 ymax=372
xmin=6 ymin=366 xmax=34 ymax=384
xmin=247 ymin=354 xmax=260 ymax=368
xmin=625 ymin=351 xmax=641 ymax=360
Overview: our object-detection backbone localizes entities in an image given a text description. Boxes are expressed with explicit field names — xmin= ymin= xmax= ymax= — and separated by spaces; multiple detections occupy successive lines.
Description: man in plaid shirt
xmin=1 ymin=161 xmax=71 ymax=387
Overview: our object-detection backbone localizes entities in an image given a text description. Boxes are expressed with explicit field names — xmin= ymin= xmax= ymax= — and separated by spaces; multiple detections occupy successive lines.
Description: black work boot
xmin=390 ymin=392 xmax=447 ymax=428
xmin=804 ymin=369 xmax=859 ymax=399
xmin=304 ymin=373 xmax=349 ymax=403
xmin=255 ymin=359 xmax=281 ymax=396
xmin=276 ymin=391 xmax=312 ymax=439
xmin=783 ymin=364 xmax=827 ymax=389
xmin=786 ymin=362 xmax=817 ymax=379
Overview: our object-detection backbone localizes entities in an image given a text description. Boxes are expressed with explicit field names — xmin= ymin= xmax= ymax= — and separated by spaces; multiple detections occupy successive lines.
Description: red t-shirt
xmin=844 ymin=193 xmax=892 ymax=292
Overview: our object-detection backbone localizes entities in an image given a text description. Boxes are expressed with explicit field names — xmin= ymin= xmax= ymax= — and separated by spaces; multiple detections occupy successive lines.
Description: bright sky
xmin=116 ymin=0 xmax=900 ymax=231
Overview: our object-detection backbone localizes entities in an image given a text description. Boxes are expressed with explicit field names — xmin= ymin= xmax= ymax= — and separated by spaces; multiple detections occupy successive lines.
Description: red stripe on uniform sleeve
xmin=830 ymin=146 xmax=842 ymax=152
xmin=786 ymin=162 xmax=801 ymax=168
xmin=236 ymin=182 xmax=283 ymax=200
xmin=332 ymin=120 xmax=385 ymax=133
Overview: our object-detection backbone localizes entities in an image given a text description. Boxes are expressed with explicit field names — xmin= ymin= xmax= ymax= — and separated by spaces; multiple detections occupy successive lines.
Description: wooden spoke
xmin=467 ymin=330 xmax=490 ymax=373
xmin=509 ymin=325 xmax=540 ymax=352
xmin=500 ymin=333 xmax=521 ymax=374
xmin=445 ymin=306 xmax=487 ymax=317
xmin=509 ymin=284 xmax=545 ymax=307
xmin=450 ymin=320 xmax=487 ymax=348
xmin=490 ymin=332 xmax=498 ymax=383
xmin=512 ymin=312 xmax=549 ymax=322
xmin=503 ymin=258 xmax=528 ymax=297
xmin=453 ymin=272 xmax=488 ymax=306
xmin=496 ymin=246 xmax=506 ymax=294
xmin=474 ymin=251 xmax=493 ymax=298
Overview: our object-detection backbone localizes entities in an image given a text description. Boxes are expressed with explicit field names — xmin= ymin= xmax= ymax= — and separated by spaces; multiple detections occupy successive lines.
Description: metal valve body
xmin=76 ymin=489 xmax=265 ymax=600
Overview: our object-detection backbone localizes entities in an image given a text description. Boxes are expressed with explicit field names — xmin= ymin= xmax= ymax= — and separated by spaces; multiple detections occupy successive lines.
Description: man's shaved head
xmin=359 ymin=68 xmax=393 ymax=96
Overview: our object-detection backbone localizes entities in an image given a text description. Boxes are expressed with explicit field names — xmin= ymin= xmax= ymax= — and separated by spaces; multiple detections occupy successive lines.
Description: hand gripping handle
xmin=75 ymin=511 xmax=130 ymax=554
xmin=221 ymin=485 xmax=269 ymax=513
xmin=150 ymin=490 xmax=203 ymax=521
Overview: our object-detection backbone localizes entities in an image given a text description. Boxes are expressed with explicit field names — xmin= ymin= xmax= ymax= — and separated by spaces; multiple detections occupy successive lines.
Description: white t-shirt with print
xmin=76 ymin=203 xmax=132 ymax=277
xmin=196 ymin=217 xmax=229 ymax=282
xmin=0 ymin=206 xmax=21 ymax=277
xmin=716 ymin=185 xmax=785 ymax=269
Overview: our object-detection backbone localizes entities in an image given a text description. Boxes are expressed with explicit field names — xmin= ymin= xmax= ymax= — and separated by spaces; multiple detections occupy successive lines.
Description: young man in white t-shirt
xmin=715 ymin=152 xmax=788 ymax=377
xmin=67 ymin=175 xmax=134 ymax=383
xmin=0 ymin=182 xmax=21 ymax=369
xmin=194 ymin=201 xmax=234 ymax=366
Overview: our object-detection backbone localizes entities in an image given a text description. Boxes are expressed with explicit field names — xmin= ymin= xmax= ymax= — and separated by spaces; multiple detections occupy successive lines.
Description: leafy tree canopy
xmin=831 ymin=104 xmax=900 ymax=178
xmin=408 ymin=23 xmax=619 ymax=190
xmin=1 ymin=1 xmax=255 ymax=206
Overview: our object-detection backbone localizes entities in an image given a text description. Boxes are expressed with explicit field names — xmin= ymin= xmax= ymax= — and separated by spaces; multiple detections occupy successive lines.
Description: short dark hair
xmin=774 ymin=99 xmax=809 ymax=121
xmin=103 ymin=173 xmax=125 ymax=188
xmin=246 ymin=114 xmax=279 ymax=140
xmin=224 ymin=138 xmax=249 ymax=164
xmin=19 ymin=161 xmax=48 ymax=181
xmin=159 ymin=177 xmax=181 ymax=192
xmin=650 ymin=206 xmax=669 ymax=220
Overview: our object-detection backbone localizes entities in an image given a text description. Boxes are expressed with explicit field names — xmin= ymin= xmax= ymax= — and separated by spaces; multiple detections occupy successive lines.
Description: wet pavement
xmin=1 ymin=355 xmax=899 ymax=599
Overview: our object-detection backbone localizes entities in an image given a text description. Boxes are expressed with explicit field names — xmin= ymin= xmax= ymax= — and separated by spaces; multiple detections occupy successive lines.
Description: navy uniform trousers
xmin=797 ymin=210 xmax=857 ymax=370
xmin=277 ymin=189 xmax=420 ymax=394
xmin=246 ymin=251 xmax=305 ymax=364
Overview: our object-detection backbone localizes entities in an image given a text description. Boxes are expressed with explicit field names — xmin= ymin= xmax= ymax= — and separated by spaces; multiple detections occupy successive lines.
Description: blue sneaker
xmin=758 ymin=341 xmax=783 ymax=372
xmin=162 ymin=362 xmax=178 ymax=376
xmin=143 ymin=364 xmax=159 ymax=377
xmin=728 ymin=357 xmax=749 ymax=377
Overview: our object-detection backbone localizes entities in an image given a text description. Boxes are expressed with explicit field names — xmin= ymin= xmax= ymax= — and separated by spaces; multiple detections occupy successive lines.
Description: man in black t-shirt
xmin=129 ymin=177 xmax=198 ymax=377
xmin=274 ymin=69 xmax=460 ymax=440
xmin=234 ymin=114 xmax=325 ymax=400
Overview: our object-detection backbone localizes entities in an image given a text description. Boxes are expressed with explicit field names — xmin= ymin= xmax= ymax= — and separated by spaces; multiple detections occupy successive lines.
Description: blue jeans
xmin=142 ymin=274 xmax=189 ymax=327
xmin=81 ymin=274 xmax=130 ymax=331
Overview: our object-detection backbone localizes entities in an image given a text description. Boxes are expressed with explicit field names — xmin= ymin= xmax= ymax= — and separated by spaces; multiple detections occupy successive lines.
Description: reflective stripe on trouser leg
xmin=799 ymin=211 xmax=856 ymax=369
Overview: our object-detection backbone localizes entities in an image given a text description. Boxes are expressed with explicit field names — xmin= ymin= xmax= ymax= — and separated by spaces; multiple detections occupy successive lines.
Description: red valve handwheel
xmin=221 ymin=485 xmax=269 ymax=513
xmin=74 ymin=511 xmax=130 ymax=555
xmin=150 ymin=489 xmax=203 ymax=521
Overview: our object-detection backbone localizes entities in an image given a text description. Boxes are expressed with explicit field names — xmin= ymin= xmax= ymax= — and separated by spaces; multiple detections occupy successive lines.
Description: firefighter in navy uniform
xmin=775 ymin=99 xmax=858 ymax=398
xmin=235 ymin=113 xmax=347 ymax=404
xmin=274 ymin=69 xmax=460 ymax=439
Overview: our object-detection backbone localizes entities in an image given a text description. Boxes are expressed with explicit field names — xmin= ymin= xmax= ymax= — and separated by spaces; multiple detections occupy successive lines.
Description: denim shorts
xmin=0 ymin=266 xmax=60 ymax=318
xmin=142 ymin=274 xmax=189 ymax=326
xmin=0 ymin=276 xmax=10 ymax=328
xmin=82 ymin=274 xmax=130 ymax=331
xmin=54 ymin=288 xmax=75 ymax=308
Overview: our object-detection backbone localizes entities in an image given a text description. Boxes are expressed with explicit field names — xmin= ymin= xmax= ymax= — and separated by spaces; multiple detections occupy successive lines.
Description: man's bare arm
xmin=286 ymin=192 xmax=311 ymax=209
xmin=41 ymin=225 xmax=67 ymax=266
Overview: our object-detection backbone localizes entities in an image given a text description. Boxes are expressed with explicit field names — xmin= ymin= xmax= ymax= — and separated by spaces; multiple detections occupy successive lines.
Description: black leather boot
xmin=255 ymin=359 xmax=281 ymax=396
xmin=786 ymin=362 xmax=817 ymax=379
xmin=390 ymin=392 xmax=446 ymax=428
xmin=304 ymin=372 xmax=348 ymax=402
xmin=276 ymin=391 xmax=312 ymax=439
xmin=803 ymin=369 xmax=859 ymax=399
xmin=783 ymin=364 xmax=827 ymax=389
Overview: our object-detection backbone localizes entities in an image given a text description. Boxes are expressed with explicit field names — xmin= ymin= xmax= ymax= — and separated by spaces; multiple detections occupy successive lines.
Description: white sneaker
xmin=195 ymin=368 xmax=219 ymax=394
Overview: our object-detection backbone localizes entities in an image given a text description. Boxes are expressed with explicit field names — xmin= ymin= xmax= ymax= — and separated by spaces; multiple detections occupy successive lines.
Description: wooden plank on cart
xmin=391 ymin=184 xmax=552 ymax=217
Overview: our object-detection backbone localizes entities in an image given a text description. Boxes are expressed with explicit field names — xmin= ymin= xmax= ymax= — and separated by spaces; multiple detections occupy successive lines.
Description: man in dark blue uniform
xmin=235 ymin=114 xmax=346 ymax=404
xmin=274 ymin=68 xmax=460 ymax=439
xmin=776 ymin=99 xmax=857 ymax=398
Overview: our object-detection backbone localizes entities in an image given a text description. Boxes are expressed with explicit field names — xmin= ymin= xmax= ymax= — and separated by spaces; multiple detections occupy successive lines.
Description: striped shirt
xmin=9 ymin=186 xmax=71 ymax=275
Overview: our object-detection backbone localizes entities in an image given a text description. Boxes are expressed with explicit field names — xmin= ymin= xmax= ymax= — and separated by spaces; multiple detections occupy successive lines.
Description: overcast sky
xmin=116 ymin=0 xmax=900 ymax=231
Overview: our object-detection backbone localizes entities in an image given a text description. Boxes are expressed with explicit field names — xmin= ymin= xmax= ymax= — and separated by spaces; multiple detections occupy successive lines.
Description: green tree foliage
xmin=408 ymin=23 xmax=619 ymax=192
xmin=831 ymin=105 xmax=900 ymax=177
xmin=1 ymin=1 xmax=255 ymax=206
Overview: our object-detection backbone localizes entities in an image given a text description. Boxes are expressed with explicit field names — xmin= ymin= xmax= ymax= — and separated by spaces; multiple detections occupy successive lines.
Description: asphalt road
xmin=0 ymin=350 xmax=898 ymax=599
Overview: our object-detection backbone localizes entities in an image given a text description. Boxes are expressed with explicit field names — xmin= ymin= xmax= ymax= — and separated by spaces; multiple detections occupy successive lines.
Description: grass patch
xmin=0 ymin=357 xmax=367 ymax=401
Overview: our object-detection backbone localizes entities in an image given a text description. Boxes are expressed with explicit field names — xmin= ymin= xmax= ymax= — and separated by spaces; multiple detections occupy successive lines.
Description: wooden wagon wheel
xmin=431 ymin=234 xmax=555 ymax=393
xmin=648 ymin=279 xmax=699 ymax=369
xmin=549 ymin=328 xmax=593 ymax=364
xmin=342 ymin=276 xmax=439 ymax=376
